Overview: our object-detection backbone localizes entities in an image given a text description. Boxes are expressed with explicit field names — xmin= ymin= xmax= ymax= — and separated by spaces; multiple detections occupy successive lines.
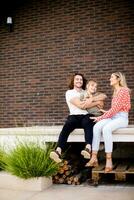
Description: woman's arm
xmin=93 ymin=88 xmax=130 ymax=121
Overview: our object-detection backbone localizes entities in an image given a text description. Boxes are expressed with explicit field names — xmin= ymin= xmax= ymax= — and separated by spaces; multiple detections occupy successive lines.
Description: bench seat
xmin=0 ymin=125 xmax=134 ymax=144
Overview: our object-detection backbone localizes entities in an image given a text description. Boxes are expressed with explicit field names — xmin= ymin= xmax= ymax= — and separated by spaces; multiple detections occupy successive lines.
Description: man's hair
xmin=68 ymin=73 xmax=87 ymax=89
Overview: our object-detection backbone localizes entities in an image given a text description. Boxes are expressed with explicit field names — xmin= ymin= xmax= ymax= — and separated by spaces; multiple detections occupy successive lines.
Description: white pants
xmin=92 ymin=112 xmax=128 ymax=153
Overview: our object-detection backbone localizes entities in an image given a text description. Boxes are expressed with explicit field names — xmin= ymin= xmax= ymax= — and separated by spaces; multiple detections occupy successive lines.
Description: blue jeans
xmin=92 ymin=112 xmax=128 ymax=153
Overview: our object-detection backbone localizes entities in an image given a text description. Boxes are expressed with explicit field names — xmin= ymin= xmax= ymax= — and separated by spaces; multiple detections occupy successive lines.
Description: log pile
xmin=52 ymin=159 xmax=90 ymax=185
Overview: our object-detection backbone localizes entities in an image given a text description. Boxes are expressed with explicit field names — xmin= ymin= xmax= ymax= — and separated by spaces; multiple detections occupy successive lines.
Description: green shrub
xmin=0 ymin=147 xmax=6 ymax=171
xmin=3 ymin=141 xmax=59 ymax=179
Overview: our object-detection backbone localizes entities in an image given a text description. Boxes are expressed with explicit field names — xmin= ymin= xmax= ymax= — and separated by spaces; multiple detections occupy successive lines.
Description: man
xmin=50 ymin=73 xmax=106 ymax=163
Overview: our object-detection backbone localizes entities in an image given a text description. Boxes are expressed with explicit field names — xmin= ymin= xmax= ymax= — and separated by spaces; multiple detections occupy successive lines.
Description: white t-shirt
xmin=65 ymin=89 xmax=88 ymax=115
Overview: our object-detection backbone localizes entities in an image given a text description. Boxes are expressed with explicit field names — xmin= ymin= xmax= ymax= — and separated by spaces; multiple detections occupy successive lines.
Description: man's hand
xmin=82 ymin=99 xmax=105 ymax=110
xmin=70 ymin=97 xmax=93 ymax=110
xmin=80 ymin=98 xmax=93 ymax=109
xmin=92 ymin=93 xmax=107 ymax=101
xmin=96 ymin=100 xmax=104 ymax=109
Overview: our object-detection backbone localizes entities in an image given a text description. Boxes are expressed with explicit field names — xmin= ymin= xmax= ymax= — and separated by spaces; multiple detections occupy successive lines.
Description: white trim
xmin=0 ymin=125 xmax=134 ymax=143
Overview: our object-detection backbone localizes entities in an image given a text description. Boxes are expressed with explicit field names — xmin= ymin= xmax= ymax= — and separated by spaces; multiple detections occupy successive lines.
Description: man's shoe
xmin=50 ymin=151 xmax=62 ymax=163
xmin=81 ymin=148 xmax=91 ymax=159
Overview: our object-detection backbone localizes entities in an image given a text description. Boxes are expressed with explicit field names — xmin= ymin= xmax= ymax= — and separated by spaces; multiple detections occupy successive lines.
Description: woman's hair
xmin=68 ymin=73 xmax=87 ymax=89
xmin=112 ymin=72 xmax=128 ymax=88
xmin=112 ymin=72 xmax=131 ymax=93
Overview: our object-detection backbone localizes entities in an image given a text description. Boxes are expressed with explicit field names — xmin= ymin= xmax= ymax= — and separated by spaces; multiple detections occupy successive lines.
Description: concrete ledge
xmin=0 ymin=172 xmax=52 ymax=191
xmin=0 ymin=125 xmax=134 ymax=144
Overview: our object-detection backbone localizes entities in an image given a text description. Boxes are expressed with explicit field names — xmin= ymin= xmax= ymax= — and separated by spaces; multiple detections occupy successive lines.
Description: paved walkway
xmin=0 ymin=184 xmax=134 ymax=200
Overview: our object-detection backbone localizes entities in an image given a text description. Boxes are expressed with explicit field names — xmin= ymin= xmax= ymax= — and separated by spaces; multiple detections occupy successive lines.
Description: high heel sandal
xmin=104 ymin=155 xmax=113 ymax=173
xmin=85 ymin=153 xmax=98 ymax=167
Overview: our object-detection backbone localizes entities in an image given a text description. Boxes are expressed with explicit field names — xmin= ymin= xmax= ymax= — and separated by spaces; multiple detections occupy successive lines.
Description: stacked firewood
xmin=52 ymin=159 xmax=90 ymax=185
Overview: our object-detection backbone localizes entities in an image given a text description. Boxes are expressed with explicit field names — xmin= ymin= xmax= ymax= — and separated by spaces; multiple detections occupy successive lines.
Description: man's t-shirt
xmin=66 ymin=89 xmax=88 ymax=115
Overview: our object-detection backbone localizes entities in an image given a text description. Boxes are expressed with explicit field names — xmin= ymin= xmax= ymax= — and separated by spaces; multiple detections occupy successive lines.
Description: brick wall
xmin=0 ymin=0 xmax=133 ymax=127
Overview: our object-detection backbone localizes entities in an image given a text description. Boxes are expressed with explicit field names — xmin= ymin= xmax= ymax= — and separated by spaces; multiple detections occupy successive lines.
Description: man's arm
xmin=70 ymin=97 xmax=102 ymax=110
xmin=83 ymin=99 xmax=104 ymax=109
xmin=70 ymin=97 xmax=92 ymax=109
xmin=92 ymin=93 xmax=107 ymax=102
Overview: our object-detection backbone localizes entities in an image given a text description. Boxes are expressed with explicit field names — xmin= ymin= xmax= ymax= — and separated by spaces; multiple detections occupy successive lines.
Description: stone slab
xmin=0 ymin=172 xmax=52 ymax=191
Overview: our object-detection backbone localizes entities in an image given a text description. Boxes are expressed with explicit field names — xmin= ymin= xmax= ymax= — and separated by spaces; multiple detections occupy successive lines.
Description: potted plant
xmin=0 ymin=141 xmax=59 ymax=191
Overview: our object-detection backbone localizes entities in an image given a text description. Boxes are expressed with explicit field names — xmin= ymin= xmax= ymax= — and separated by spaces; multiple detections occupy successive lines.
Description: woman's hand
xmin=99 ymin=109 xmax=107 ymax=113
xmin=90 ymin=116 xmax=98 ymax=122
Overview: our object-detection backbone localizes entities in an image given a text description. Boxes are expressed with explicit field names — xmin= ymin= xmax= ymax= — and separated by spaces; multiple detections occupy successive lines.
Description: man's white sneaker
xmin=50 ymin=151 xmax=62 ymax=163
xmin=81 ymin=148 xmax=91 ymax=159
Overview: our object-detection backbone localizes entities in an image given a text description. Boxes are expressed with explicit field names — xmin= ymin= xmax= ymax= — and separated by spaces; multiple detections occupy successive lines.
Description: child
xmin=80 ymin=80 xmax=107 ymax=159
xmin=80 ymin=80 xmax=106 ymax=116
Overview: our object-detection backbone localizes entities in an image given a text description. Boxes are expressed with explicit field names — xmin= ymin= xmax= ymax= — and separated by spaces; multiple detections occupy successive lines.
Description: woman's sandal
xmin=85 ymin=153 xmax=98 ymax=167
xmin=81 ymin=148 xmax=91 ymax=159
xmin=50 ymin=150 xmax=62 ymax=163
xmin=85 ymin=159 xmax=98 ymax=167
xmin=104 ymin=156 xmax=113 ymax=173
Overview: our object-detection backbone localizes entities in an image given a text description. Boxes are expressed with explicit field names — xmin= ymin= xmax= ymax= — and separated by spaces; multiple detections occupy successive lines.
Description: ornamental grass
xmin=3 ymin=141 xmax=59 ymax=179
xmin=0 ymin=146 xmax=6 ymax=170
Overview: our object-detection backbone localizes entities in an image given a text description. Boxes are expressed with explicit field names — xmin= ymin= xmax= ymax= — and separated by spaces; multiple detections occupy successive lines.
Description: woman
xmin=86 ymin=72 xmax=131 ymax=173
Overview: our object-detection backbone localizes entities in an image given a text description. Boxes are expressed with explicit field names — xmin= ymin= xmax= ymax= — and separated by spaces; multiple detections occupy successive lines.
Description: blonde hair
xmin=112 ymin=72 xmax=131 ymax=94
xmin=86 ymin=80 xmax=97 ymax=89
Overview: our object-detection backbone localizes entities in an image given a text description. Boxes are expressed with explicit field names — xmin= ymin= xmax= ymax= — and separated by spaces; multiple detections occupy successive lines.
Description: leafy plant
xmin=3 ymin=141 xmax=59 ymax=179
xmin=0 ymin=146 xmax=6 ymax=171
